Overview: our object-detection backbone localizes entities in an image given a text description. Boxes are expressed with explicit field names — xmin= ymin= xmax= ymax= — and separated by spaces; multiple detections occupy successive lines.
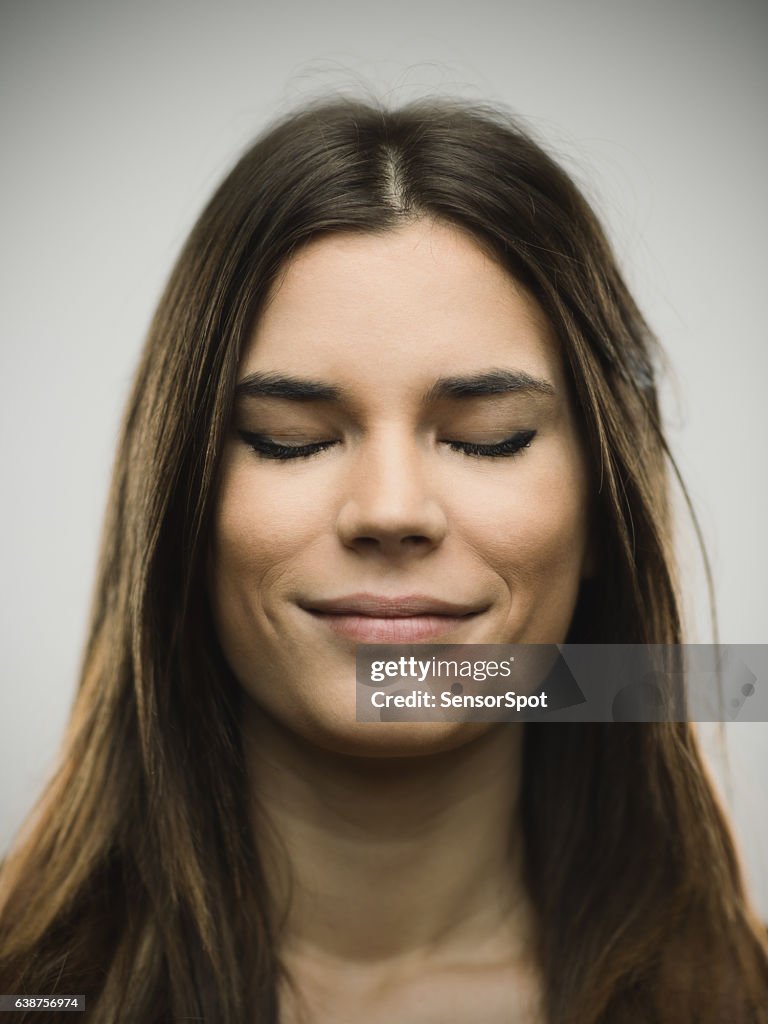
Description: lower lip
xmin=306 ymin=611 xmax=478 ymax=643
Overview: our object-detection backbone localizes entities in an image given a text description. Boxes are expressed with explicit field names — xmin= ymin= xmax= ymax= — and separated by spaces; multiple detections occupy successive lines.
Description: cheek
xmin=210 ymin=462 xmax=324 ymax=591
xmin=457 ymin=446 xmax=590 ymax=593
xmin=207 ymin=463 xmax=309 ymax=664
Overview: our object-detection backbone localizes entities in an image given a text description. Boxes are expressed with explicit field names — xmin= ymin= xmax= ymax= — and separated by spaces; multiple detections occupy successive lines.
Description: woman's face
xmin=209 ymin=219 xmax=592 ymax=755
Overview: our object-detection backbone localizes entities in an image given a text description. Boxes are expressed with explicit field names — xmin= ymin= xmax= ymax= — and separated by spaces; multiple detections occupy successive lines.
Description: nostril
xmin=334 ymin=484 xmax=450 ymax=551
xmin=352 ymin=533 xmax=433 ymax=550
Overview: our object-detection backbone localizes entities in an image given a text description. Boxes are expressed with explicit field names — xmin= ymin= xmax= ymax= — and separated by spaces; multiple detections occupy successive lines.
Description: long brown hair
xmin=1 ymin=97 xmax=766 ymax=1023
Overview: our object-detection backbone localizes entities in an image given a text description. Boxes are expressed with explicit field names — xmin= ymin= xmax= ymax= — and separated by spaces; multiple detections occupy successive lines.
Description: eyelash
xmin=238 ymin=430 xmax=537 ymax=461
xmin=238 ymin=433 xmax=337 ymax=460
xmin=448 ymin=430 xmax=536 ymax=458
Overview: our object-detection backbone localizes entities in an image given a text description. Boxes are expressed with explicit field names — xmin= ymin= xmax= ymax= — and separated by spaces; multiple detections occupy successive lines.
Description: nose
xmin=335 ymin=432 xmax=448 ymax=558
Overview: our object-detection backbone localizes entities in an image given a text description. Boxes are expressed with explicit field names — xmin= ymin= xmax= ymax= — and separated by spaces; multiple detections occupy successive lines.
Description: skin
xmin=208 ymin=218 xmax=593 ymax=1022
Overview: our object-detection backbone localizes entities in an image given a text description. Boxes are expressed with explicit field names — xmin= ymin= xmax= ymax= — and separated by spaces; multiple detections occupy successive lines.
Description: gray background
xmin=1 ymin=0 xmax=766 ymax=914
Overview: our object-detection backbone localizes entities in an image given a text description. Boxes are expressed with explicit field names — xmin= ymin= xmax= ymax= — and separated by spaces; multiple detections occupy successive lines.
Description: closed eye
xmin=444 ymin=430 xmax=536 ymax=458
xmin=238 ymin=431 xmax=339 ymax=460
xmin=238 ymin=429 xmax=537 ymax=461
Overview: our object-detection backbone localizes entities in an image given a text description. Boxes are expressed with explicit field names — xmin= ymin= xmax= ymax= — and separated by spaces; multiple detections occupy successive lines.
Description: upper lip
xmin=300 ymin=593 xmax=485 ymax=617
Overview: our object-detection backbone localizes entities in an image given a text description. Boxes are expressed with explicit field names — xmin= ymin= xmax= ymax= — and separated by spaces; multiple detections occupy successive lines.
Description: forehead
xmin=241 ymin=219 xmax=564 ymax=394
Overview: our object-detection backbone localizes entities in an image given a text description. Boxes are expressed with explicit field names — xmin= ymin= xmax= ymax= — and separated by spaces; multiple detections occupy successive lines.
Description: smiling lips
xmin=300 ymin=593 xmax=486 ymax=643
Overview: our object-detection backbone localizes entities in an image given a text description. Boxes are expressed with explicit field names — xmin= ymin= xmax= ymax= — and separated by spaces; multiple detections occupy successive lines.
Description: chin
xmin=289 ymin=713 xmax=494 ymax=760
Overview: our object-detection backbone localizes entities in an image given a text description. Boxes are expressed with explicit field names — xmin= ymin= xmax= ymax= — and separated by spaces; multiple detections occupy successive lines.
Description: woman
xmin=1 ymin=97 xmax=766 ymax=1023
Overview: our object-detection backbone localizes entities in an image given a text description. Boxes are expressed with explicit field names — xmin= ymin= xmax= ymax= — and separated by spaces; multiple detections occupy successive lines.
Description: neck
xmin=244 ymin=708 xmax=532 ymax=968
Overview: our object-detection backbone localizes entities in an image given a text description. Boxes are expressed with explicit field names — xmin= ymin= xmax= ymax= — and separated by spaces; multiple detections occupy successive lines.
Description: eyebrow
xmin=234 ymin=368 xmax=556 ymax=404
xmin=235 ymin=372 xmax=342 ymax=402
xmin=424 ymin=369 xmax=556 ymax=402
